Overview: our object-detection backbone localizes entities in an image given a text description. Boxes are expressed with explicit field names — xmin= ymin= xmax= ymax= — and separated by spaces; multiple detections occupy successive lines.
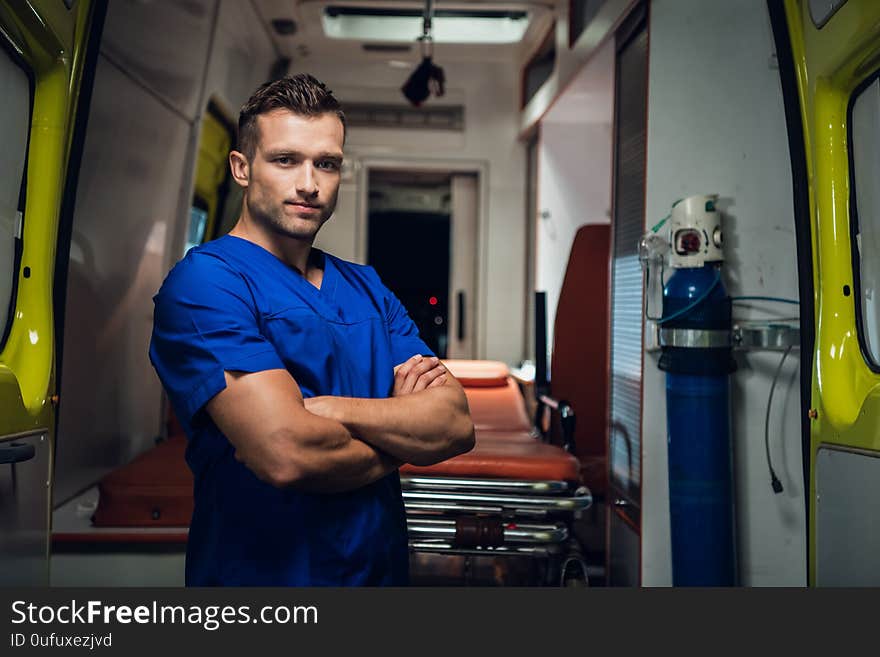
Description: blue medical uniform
xmin=149 ymin=234 xmax=432 ymax=586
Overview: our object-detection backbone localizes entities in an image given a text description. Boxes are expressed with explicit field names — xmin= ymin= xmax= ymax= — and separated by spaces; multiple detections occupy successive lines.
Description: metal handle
xmin=0 ymin=442 xmax=35 ymax=465
xmin=537 ymin=394 xmax=577 ymax=452
xmin=457 ymin=290 xmax=465 ymax=340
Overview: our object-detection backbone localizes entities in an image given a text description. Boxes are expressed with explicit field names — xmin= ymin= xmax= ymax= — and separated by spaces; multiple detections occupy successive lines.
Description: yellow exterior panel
xmin=783 ymin=0 xmax=880 ymax=584
xmin=0 ymin=1 xmax=96 ymax=429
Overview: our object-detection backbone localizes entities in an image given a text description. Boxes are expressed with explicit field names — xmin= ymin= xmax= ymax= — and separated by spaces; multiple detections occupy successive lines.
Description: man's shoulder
xmin=157 ymin=240 xmax=246 ymax=300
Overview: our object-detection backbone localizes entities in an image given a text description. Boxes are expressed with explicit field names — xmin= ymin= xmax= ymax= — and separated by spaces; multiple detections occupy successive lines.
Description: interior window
xmin=183 ymin=198 xmax=209 ymax=256
xmin=851 ymin=76 xmax=880 ymax=366
xmin=808 ymin=0 xmax=848 ymax=28
xmin=0 ymin=44 xmax=31 ymax=350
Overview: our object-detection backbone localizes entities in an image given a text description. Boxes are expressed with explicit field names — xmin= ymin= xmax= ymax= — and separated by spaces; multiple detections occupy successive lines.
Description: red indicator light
xmin=429 ymin=296 xmax=438 ymax=306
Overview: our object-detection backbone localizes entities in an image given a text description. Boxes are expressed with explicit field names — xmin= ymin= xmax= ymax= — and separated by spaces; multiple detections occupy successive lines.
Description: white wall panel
xmin=537 ymin=121 xmax=612 ymax=355
xmin=202 ymin=0 xmax=277 ymax=117
xmin=55 ymin=56 xmax=191 ymax=505
xmin=100 ymin=0 xmax=216 ymax=121
xmin=642 ymin=0 xmax=805 ymax=586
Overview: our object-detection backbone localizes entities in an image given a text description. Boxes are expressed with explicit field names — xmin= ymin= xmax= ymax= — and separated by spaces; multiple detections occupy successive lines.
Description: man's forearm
xmin=234 ymin=412 xmax=401 ymax=493
xmin=294 ymin=428 xmax=402 ymax=493
xmin=306 ymin=386 xmax=475 ymax=466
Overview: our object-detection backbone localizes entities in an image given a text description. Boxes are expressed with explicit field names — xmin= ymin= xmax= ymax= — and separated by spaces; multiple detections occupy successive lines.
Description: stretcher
xmin=400 ymin=359 xmax=592 ymax=584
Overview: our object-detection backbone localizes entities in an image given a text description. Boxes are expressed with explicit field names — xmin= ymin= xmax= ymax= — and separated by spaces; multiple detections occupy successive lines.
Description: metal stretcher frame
xmin=401 ymin=486 xmax=592 ymax=514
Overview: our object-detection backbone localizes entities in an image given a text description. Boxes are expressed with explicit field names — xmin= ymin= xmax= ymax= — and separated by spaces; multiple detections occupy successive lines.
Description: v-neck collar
xmin=221 ymin=234 xmax=336 ymax=299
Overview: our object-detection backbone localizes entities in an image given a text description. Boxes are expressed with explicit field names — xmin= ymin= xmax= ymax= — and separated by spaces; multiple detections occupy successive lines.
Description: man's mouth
xmin=287 ymin=201 xmax=321 ymax=209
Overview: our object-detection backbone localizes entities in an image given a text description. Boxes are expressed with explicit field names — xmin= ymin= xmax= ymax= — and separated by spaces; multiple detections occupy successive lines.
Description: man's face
xmin=242 ymin=109 xmax=344 ymax=242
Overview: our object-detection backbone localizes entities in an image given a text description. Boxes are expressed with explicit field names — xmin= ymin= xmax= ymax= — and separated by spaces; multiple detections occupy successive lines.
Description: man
xmin=149 ymin=74 xmax=475 ymax=586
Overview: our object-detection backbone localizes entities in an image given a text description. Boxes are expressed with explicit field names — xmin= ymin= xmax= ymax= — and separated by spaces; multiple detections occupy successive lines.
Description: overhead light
xmin=322 ymin=7 xmax=530 ymax=44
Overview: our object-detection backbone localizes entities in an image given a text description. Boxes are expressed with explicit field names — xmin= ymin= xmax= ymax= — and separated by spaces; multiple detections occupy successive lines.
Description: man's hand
xmin=392 ymin=354 xmax=447 ymax=396
xmin=302 ymin=355 xmax=473 ymax=467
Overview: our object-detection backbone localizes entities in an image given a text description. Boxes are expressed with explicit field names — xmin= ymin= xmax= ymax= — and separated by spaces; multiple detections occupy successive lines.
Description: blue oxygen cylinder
xmin=658 ymin=263 xmax=736 ymax=586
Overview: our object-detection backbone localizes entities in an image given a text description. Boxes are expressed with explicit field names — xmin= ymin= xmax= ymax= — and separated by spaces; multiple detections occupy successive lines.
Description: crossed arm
xmin=205 ymin=355 xmax=475 ymax=493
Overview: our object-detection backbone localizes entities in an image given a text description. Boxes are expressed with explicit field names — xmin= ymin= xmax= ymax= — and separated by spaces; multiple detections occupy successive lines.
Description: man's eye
xmin=276 ymin=157 xmax=291 ymax=165
xmin=318 ymin=161 xmax=340 ymax=171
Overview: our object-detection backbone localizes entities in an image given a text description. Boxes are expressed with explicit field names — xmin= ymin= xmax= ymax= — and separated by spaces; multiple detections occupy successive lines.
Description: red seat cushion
xmin=92 ymin=435 xmax=193 ymax=527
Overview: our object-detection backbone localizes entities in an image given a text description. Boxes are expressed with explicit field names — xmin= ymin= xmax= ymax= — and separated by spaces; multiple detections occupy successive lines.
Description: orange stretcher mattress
xmin=442 ymin=360 xmax=531 ymax=432
xmin=441 ymin=360 xmax=510 ymax=387
xmin=402 ymin=360 xmax=580 ymax=482
xmin=399 ymin=432 xmax=581 ymax=482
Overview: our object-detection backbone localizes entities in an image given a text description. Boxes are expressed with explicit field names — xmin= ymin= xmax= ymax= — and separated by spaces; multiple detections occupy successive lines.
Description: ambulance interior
xmin=7 ymin=0 xmax=878 ymax=587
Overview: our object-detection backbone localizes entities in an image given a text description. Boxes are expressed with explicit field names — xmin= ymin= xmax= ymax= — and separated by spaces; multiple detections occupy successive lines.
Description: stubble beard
xmin=246 ymin=192 xmax=335 ymax=243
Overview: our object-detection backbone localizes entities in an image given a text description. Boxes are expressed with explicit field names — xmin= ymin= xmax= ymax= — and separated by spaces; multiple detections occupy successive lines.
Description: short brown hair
xmin=237 ymin=74 xmax=346 ymax=160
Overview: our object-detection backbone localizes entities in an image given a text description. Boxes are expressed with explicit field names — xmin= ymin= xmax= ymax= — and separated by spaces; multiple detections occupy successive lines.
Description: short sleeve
xmin=366 ymin=266 xmax=435 ymax=365
xmin=149 ymin=254 xmax=285 ymax=425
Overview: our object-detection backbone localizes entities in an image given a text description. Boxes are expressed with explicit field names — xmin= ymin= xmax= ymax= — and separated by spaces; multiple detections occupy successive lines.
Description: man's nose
xmin=296 ymin=162 xmax=318 ymax=196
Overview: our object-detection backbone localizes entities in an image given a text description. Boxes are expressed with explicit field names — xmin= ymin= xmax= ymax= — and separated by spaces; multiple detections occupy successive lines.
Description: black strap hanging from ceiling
xmin=420 ymin=0 xmax=435 ymax=57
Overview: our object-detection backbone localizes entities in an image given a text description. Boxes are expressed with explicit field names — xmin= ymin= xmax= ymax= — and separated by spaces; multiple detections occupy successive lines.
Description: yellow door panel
xmin=782 ymin=0 xmax=880 ymax=583
xmin=0 ymin=1 xmax=98 ymax=436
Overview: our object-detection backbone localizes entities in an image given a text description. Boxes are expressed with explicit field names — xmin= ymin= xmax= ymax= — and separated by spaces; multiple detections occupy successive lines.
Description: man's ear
xmin=229 ymin=150 xmax=250 ymax=188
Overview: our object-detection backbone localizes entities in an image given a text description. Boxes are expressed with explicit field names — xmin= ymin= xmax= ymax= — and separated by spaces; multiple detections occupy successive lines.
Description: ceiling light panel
xmin=322 ymin=7 xmax=531 ymax=44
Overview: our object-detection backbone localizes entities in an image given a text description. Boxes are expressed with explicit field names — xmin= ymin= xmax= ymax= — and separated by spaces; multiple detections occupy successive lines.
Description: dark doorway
xmin=367 ymin=170 xmax=451 ymax=357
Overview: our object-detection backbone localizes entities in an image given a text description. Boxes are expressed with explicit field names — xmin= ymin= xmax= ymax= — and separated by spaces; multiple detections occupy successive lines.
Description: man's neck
xmin=229 ymin=213 xmax=318 ymax=280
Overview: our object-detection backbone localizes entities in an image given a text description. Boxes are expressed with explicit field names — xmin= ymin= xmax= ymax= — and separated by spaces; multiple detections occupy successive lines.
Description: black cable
xmin=765 ymin=344 xmax=794 ymax=494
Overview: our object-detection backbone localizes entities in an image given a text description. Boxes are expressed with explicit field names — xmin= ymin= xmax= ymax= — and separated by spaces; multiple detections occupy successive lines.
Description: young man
xmin=149 ymin=74 xmax=475 ymax=586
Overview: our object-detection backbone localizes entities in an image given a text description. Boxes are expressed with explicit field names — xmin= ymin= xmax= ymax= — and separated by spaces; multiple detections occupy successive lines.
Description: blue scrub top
xmin=149 ymin=234 xmax=433 ymax=586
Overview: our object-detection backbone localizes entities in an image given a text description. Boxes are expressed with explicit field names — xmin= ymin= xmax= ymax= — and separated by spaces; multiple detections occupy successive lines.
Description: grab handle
xmin=457 ymin=291 xmax=465 ymax=340
xmin=0 ymin=442 xmax=35 ymax=465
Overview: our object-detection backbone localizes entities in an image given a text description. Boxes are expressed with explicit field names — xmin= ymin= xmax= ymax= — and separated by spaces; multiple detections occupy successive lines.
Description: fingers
xmin=394 ymin=354 xmax=423 ymax=378
xmin=393 ymin=354 xmax=425 ymax=396
xmin=394 ymin=355 xmax=442 ymax=396
xmin=412 ymin=363 xmax=446 ymax=392
xmin=426 ymin=373 xmax=447 ymax=389
xmin=402 ymin=356 xmax=440 ymax=394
